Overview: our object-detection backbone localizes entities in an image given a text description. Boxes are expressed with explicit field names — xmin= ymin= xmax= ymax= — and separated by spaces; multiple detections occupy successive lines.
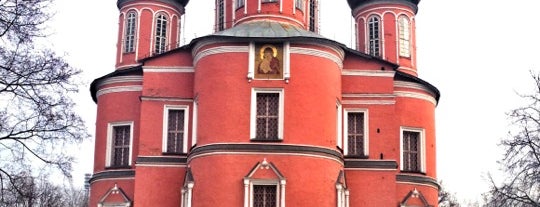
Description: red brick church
xmin=88 ymin=0 xmax=440 ymax=206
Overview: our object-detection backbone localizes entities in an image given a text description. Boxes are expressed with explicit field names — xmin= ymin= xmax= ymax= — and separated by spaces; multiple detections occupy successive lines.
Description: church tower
xmin=88 ymin=0 xmax=440 ymax=206
xmin=214 ymin=0 xmax=318 ymax=32
xmin=115 ymin=0 xmax=189 ymax=69
xmin=349 ymin=0 xmax=420 ymax=76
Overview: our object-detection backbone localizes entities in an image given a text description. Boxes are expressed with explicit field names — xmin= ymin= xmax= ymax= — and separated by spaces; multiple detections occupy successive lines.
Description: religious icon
xmin=255 ymin=44 xmax=283 ymax=79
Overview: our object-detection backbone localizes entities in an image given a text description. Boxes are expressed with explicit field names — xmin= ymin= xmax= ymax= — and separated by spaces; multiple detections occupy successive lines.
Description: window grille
xmin=398 ymin=16 xmax=411 ymax=57
xmin=256 ymin=93 xmax=279 ymax=140
xmin=124 ymin=11 xmax=136 ymax=53
xmin=402 ymin=131 xmax=420 ymax=172
xmin=347 ymin=112 xmax=364 ymax=156
xmin=309 ymin=0 xmax=316 ymax=32
xmin=167 ymin=109 xmax=185 ymax=153
xmin=155 ymin=13 xmax=168 ymax=54
xmin=368 ymin=16 xmax=380 ymax=57
xmin=112 ymin=125 xmax=130 ymax=167
xmin=217 ymin=0 xmax=225 ymax=31
xmin=253 ymin=185 xmax=277 ymax=207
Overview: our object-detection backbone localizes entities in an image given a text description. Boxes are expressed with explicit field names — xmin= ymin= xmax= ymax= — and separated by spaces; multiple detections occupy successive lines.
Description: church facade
xmin=88 ymin=0 xmax=440 ymax=206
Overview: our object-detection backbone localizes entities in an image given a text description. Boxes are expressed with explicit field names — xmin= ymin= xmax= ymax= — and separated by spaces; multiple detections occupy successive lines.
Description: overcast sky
xmin=47 ymin=0 xmax=540 ymax=204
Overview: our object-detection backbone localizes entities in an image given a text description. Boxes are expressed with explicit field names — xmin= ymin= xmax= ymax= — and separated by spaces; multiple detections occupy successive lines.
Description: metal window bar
xmin=368 ymin=16 xmax=380 ymax=57
xmin=112 ymin=125 xmax=130 ymax=167
xmin=167 ymin=109 xmax=185 ymax=153
xmin=347 ymin=113 xmax=364 ymax=156
xmin=253 ymin=185 xmax=277 ymax=207
xmin=256 ymin=93 xmax=279 ymax=140
xmin=403 ymin=131 xmax=420 ymax=172
xmin=124 ymin=12 xmax=136 ymax=53
xmin=155 ymin=14 xmax=168 ymax=54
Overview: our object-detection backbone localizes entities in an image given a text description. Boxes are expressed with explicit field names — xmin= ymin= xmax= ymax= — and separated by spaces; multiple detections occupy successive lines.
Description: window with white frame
xmin=344 ymin=109 xmax=368 ymax=157
xmin=398 ymin=15 xmax=411 ymax=57
xmin=250 ymin=88 xmax=284 ymax=141
xmin=106 ymin=122 xmax=133 ymax=167
xmin=236 ymin=0 xmax=245 ymax=9
xmin=154 ymin=13 xmax=168 ymax=54
xmin=124 ymin=11 xmax=137 ymax=53
xmin=217 ymin=0 xmax=225 ymax=31
xmin=244 ymin=160 xmax=286 ymax=207
xmin=367 ymin=15 xmax=381 ymax=57
xmin=400 ymin=127 xmax=425 ymax=173
xmin=163 ymin=105 xmax=189 ymax=154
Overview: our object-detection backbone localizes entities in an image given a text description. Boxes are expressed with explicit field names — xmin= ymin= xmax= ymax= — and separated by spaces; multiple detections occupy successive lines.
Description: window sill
xmin=400 ymin=170 xmax=426 ymax=175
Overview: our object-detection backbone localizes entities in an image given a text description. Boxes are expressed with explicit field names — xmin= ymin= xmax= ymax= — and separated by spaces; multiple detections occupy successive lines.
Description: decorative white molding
xmin=96 ymin=85 xmax=143 ymax=98
xmin=115 ymin=63 xmax=142 ymax=70
xmin=394 ymin=91 xmax=436 ymax=106
xmin=290 ymin=47 xmax=343 ymax=68
xmin=143 ymin=66 xmax=195 ymax=73
xmin=342 ymin=93 xmax=395 ymax=98
xmin=193 ymin=46 xmax=249 ymax=66
xmin=96 ymin=76 xmax=143 ymax=88
xmin=341 ymin=70 xmax=394 ymax=77
xmin=394 ymin=81 xmax=434 ymax=95
xmin=140 ymin=96 xmax=193 ymax=102
xmin=342 ymin=100 xmax=396 ymax=105
xmin=234 ymin=15 xmax=305 ymax=28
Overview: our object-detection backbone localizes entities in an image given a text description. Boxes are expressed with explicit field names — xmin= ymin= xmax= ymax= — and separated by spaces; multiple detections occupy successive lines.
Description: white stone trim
xmin=96 ymin=76 xmax=143 ymax=88
xmin=143 ymin=66 xmax=194 ymax=73
xmin=96 ymin=85 xmax=142 ymax=98
xmin=193 ymin=46 xmax=249 ymax=66
xmin=394 ymin=91 xmax=436 ymax=106
xmin=336 ymin=101 xmax=343 ymax=149
xmin=162 ymin=105 xmax=190 ymax=153
xmin=343 ymin=109 xmax=369 ymax=156
xmin=106 ymin=121 xmax=135 ymax=167
xmin=290 ymin=46 xmax=343 ymax=69
xmin=234 ymin=15 xmax=305 ymax=28
xmin=341 ymin=70 xmax=394 ymax=77
xmin=140 ymin=97 xmax=193 ymax=102
xmin=192 ymin=99 xmax=198 ymax=147
xmin=342 ymin=100 xmax=396 ymax=105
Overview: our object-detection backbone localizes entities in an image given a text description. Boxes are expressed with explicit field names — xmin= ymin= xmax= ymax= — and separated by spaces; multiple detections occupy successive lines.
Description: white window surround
xmin=181 ymin=182 xmax=194 ymax=207
xmin=336 ymin=184 xmax=349 ymax=207
xmin=192 ymin=100 xmax=198 ymax=147
xmin=343 ymin=109 xmax=369 ymax=156
xmin=399 ymin=127 xmax=426 ymax=173
xmin=250 ymin=88 xmax=285 ymax=140
xmin=162 ymin=105 xmax=189 ymax=154
xmin=247 ymin=42 xmax=290 ymax=82
xmin=105 ymin=121 xmax=134 ymax=167
xmin=244 ymin=159 xmax=286 ymax=207
xmin=336 ymin=101 xmax=342 ymax=149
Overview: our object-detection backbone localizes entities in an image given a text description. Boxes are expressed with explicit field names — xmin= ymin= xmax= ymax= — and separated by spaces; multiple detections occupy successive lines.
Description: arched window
xmin=217 ymin=0 xmax=225 ymax=31
xmin=398 ymin=15 xmax=411 ymax=57
xmin=124 ymin=11 xmax=137 ymax=53
xmin=367 ymin=15 xmax=381 ymax=57
xmin=155 ymin=13 xmax=168 ymax=54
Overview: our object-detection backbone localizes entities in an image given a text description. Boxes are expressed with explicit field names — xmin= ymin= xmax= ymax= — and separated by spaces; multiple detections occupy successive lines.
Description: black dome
xmin=117 ymin=0 xmax=190 ymax=9
xmin=347 ymin=0 xmax=420 ymax=12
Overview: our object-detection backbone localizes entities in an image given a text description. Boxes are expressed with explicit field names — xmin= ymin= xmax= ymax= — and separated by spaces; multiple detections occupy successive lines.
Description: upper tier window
xmin=236 ymin=0 xmax=245 ymax=9
xmin=309 ymin=0 xmax=316 ymax=32
xmin=296 ymin=0 xmax=304 ymax=10
xmin=154 ymin=13 xmax=168 ymax=54
xmin=398 ymin=15 xmax=411 ymax=57
xmin=367 ymin=15 xmax=381 ymax=57
xmin=217 ymin=0 xmax=225 ymax=31
xmin=124 ymin=11 xmax=137 ymax=53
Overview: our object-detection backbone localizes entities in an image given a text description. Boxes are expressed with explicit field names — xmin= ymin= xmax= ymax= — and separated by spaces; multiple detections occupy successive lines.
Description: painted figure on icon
xmin=255 ymin=44 xmax=283 ymax=79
